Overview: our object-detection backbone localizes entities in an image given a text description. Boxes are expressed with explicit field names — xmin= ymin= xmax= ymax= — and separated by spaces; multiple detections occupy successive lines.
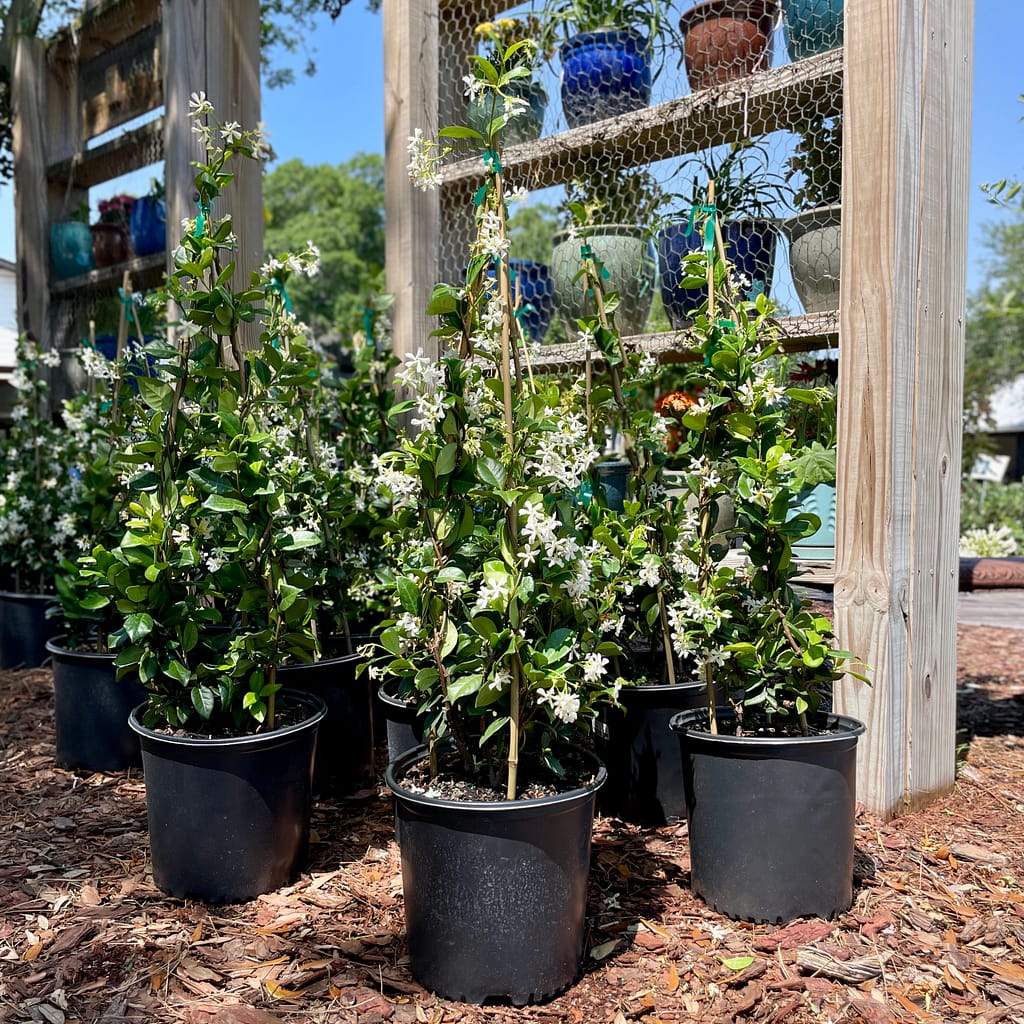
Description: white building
xmin=1 ymin=257 xmax=17 ymax=424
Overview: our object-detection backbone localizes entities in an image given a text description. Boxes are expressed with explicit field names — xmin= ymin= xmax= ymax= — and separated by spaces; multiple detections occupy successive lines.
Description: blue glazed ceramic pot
xmin=129 ymin=195 xmax=167 ymax=257
xmin=560 ymin=29 xmax=651 ymax=128
xmin=657 ymin=218 xmax=778 ymax=329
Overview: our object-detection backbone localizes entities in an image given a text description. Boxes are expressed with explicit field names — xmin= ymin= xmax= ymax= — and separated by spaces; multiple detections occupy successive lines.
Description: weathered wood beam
xmin=833 ymin=0 xmax=972 ymax=818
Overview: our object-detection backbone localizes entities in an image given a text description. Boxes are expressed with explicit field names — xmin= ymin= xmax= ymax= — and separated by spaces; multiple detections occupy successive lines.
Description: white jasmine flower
xmin=537 ymin=686 xmax=580 ymax=724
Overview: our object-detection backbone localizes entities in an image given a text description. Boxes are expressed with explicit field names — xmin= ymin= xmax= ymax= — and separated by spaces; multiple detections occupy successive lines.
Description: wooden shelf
xmin=438 ymin=49 xmax=844 ymax=194
xmin=50 ymin=251 xmax=166 ymax=297
xmin=47 ymin=117 xmax=164 ymax=189
xmin=525 ymin=311 xmax=838 ymax=372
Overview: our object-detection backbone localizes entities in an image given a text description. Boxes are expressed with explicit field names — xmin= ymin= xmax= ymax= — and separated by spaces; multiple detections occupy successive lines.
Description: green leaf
xmin=137 ymin=377 xmax=173 ymax=412
xmin=395 ymin=576 xmax=420 ymax=615
xmin=476 ymin=456 xmax=505 ymax=487
xmin=123 ymin=612 xmax=153 ymax=643
xmin=478 ymin=715 xmax=510 ymax=744
xmin=723 ymin=957 xmax=755 ymax=972
xmin=202 ymin=494 xmax=249 ymax=514
xmin=436 ymin=442 xmax=459 ymax=477
xmin=191 ymin=685 xmax=216 ymax=719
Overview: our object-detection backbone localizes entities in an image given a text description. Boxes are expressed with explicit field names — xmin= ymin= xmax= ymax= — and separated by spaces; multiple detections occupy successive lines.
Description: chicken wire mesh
xmin=433 ymin=0 xmax=843 ymax=360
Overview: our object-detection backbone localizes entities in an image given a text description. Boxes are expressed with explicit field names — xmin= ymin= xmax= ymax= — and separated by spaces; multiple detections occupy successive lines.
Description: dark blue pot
xmin=783 ymin=0 xmax=843 ymax=60
xmin=50 ymin=221 xmax=95 ymax=279
xmin=657 ymin=218 xmax=778 ymax=329
xmin=129 ymin=195 xmax=166 ymax=257
xmin=560 ymin=29 xmax=651 ymax=128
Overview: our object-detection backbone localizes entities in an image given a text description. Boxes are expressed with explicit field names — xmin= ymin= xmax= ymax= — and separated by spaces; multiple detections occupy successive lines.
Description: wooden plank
xmin=163 ymin=0 xmax=263 ymax=348
xmin=384 ymin=0 xmax=440 ymax=364
xmin=522 ymin=312 xmax=839 ymax=373
xmin=49 ymin=252 xmax=166 ymax=296
xmin=11 ymin=35 xmax=49 ymax=349
xmin=49 ymin=0 xmax=162 ymax=64
xmin=437 ymin=48 xmax=843 ymax=193
xmin=833 ymin=0 xmax=972 ymax=819
xmin=47 ymin=116 xmax=164 ymax=189
xmin=79 ymin=20 xmax=163 ymax=140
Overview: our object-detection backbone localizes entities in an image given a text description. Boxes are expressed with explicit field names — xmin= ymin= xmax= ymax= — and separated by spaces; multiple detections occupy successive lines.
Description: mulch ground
xmin=1 ymin=623 xmax=1023 ymax=1024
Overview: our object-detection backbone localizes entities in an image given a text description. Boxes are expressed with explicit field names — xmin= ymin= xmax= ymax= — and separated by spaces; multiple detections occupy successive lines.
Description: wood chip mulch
xmin=1 ymin=623 xmax=1023 ymax=1024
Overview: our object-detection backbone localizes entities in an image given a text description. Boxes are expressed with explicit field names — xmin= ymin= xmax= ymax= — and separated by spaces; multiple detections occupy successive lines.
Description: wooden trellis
xmin=10 ymin=0 xmax=263 ymax=385
xmin=383 ymin=0 xmax=974 ymax=818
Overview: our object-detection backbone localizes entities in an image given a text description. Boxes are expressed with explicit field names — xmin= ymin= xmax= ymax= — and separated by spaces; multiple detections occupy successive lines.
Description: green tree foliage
xmin=963 ymin=212 xmax=1024 ymax=471
xmin=263 ymin=154 xmax=385 ymax=342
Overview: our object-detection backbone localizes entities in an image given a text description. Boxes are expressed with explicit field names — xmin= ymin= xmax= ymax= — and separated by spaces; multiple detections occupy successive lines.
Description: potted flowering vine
xmin=380 ymin=46 xmax=652 ymax=1005
xmin=100 ymin=98 xmax=328 ymax=903
xmin=47 ymin=345 xmax=148 ymax=771
xmin=0 ymin=338 xmax=74 ymax=667
xmin=91 ymin=192 xmax=136 ymax=267
xmin=662 ymin=229 xmax=868 ymax=924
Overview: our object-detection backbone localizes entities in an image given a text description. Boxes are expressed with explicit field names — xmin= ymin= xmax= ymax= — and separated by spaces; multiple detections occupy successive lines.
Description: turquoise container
xmin=50 ymin=221 xmax=95 ymax=279
xmin=783 ymin=0 xmax=843 ymax=60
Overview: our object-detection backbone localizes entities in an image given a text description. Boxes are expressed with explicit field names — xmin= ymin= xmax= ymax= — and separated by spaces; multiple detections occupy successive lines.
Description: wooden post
xmin=163 ymin=0 xmax=262 ymax=345
xmin=11 ymin=33 xmax=48 ymax=348
xmin=833 ymin=0 xmax=973 ymax=818
xmin=383 ymin=0 xmax=439 ymax=364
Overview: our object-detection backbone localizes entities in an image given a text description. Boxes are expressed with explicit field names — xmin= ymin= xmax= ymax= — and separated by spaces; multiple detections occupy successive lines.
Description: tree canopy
xmin=263 ymin=153 xmax=385 ymax=344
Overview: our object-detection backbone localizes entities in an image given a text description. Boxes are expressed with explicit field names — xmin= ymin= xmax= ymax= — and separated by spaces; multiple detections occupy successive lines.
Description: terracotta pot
xmin=90 ymin=223 xmax=132 ymax=267
xmin=679 ymin=0 xmax=777 ymax=91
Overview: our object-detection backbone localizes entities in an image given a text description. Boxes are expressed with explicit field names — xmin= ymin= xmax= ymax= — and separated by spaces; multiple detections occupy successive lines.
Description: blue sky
xmin=0 ymin=2 xmax=1019 ymax=298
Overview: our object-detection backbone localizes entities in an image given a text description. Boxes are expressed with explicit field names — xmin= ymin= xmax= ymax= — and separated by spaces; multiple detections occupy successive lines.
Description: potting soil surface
xmin=1 ymin=621 xmax=1022 ymax=1024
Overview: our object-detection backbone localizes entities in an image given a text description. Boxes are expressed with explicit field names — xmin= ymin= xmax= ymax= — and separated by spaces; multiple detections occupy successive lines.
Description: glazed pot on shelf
xmin=50 ymin=221 xmax=95 ymax=279
xmin=90 ymin=223 xmax=132 ymax=268
xmin=679 ymin=0 xmax=777 ymax=92
xmin=781 ymin=204 xmax=841 ymax=314
xmin=550 ymin=224 xmax=657 ymax=340
xmin=783 ymin=0 xmax=843 ymax=60
xmin=559 ymin=28 xmax=652 ymax=128
xmin=657 ymin=217 xmax=778 ymax=328
xmin=129 ymin=196 xmax=167 ymax=257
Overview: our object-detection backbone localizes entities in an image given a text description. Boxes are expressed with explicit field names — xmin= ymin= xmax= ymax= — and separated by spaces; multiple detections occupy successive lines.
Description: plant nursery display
xmin=95 ymin=98 xmax=329 ymax=903
xmin=386 ymin=45 xmax=673 ymax=1003
xmin=659 ymin=232 xmax=867 ymax=923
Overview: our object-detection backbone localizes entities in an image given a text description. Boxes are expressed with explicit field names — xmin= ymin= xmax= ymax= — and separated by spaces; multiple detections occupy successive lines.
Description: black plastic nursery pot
xmin=277 ymin=651 xmax=374 ymax=793
xmin=596 ymin=679 xmax=707 ymax=826
xmin=386 ymin=743 xmax=607 ymax=1005
xmin=129 ymin=689 xmax=327 ymax=903
xmin=47 ymin=638 xmax=148 ymax=772
xmin=0 ymin=591 xmax=60 ymax=669
xmin=376 ymin=680 xmax=425 ymax=764
xmin=670 ymin=708 xmax=865 ymax=924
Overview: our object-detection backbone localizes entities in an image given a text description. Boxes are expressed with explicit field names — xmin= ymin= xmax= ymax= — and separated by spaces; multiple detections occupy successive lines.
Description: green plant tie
xmin=268 ymin=277 xmax=293 ymax=314
xmin=513 ymin=302 xmax=536 ymax=321
xmin=195 ymin=198 xmax=212 ymax=239
xmin=117 ymin=287 xmax=134 ymax=307
xmin=473 ymin=184 xmax=489 ymax=208
xmin=686 ymin=203 xmax=717 ymax=254
xmin=362 ymin=306 xmax=376 ymax=341
xmin=483 ymin=149 xmax=502 ymax=175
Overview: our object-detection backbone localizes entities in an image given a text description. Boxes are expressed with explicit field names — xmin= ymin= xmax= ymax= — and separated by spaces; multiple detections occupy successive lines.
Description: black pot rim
xmin=129 ymin=688 xmax=328 ymax=749
xmin=277 ymin=650 xmax=363 ymax=673
xmin=670 ymin=707 xmax=865 ymax=747
xmin=377 ymin=679 xmax=414 ymax=711
xmin=0 ymin=590 xmax=57 ymax=604
xmin=386 ymin=741 xmax=607 ymax=814
xmin=620 ymin=678 xmax=706 ymax=699
xmin=45 ymin=636 xmax=116 ymax=663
